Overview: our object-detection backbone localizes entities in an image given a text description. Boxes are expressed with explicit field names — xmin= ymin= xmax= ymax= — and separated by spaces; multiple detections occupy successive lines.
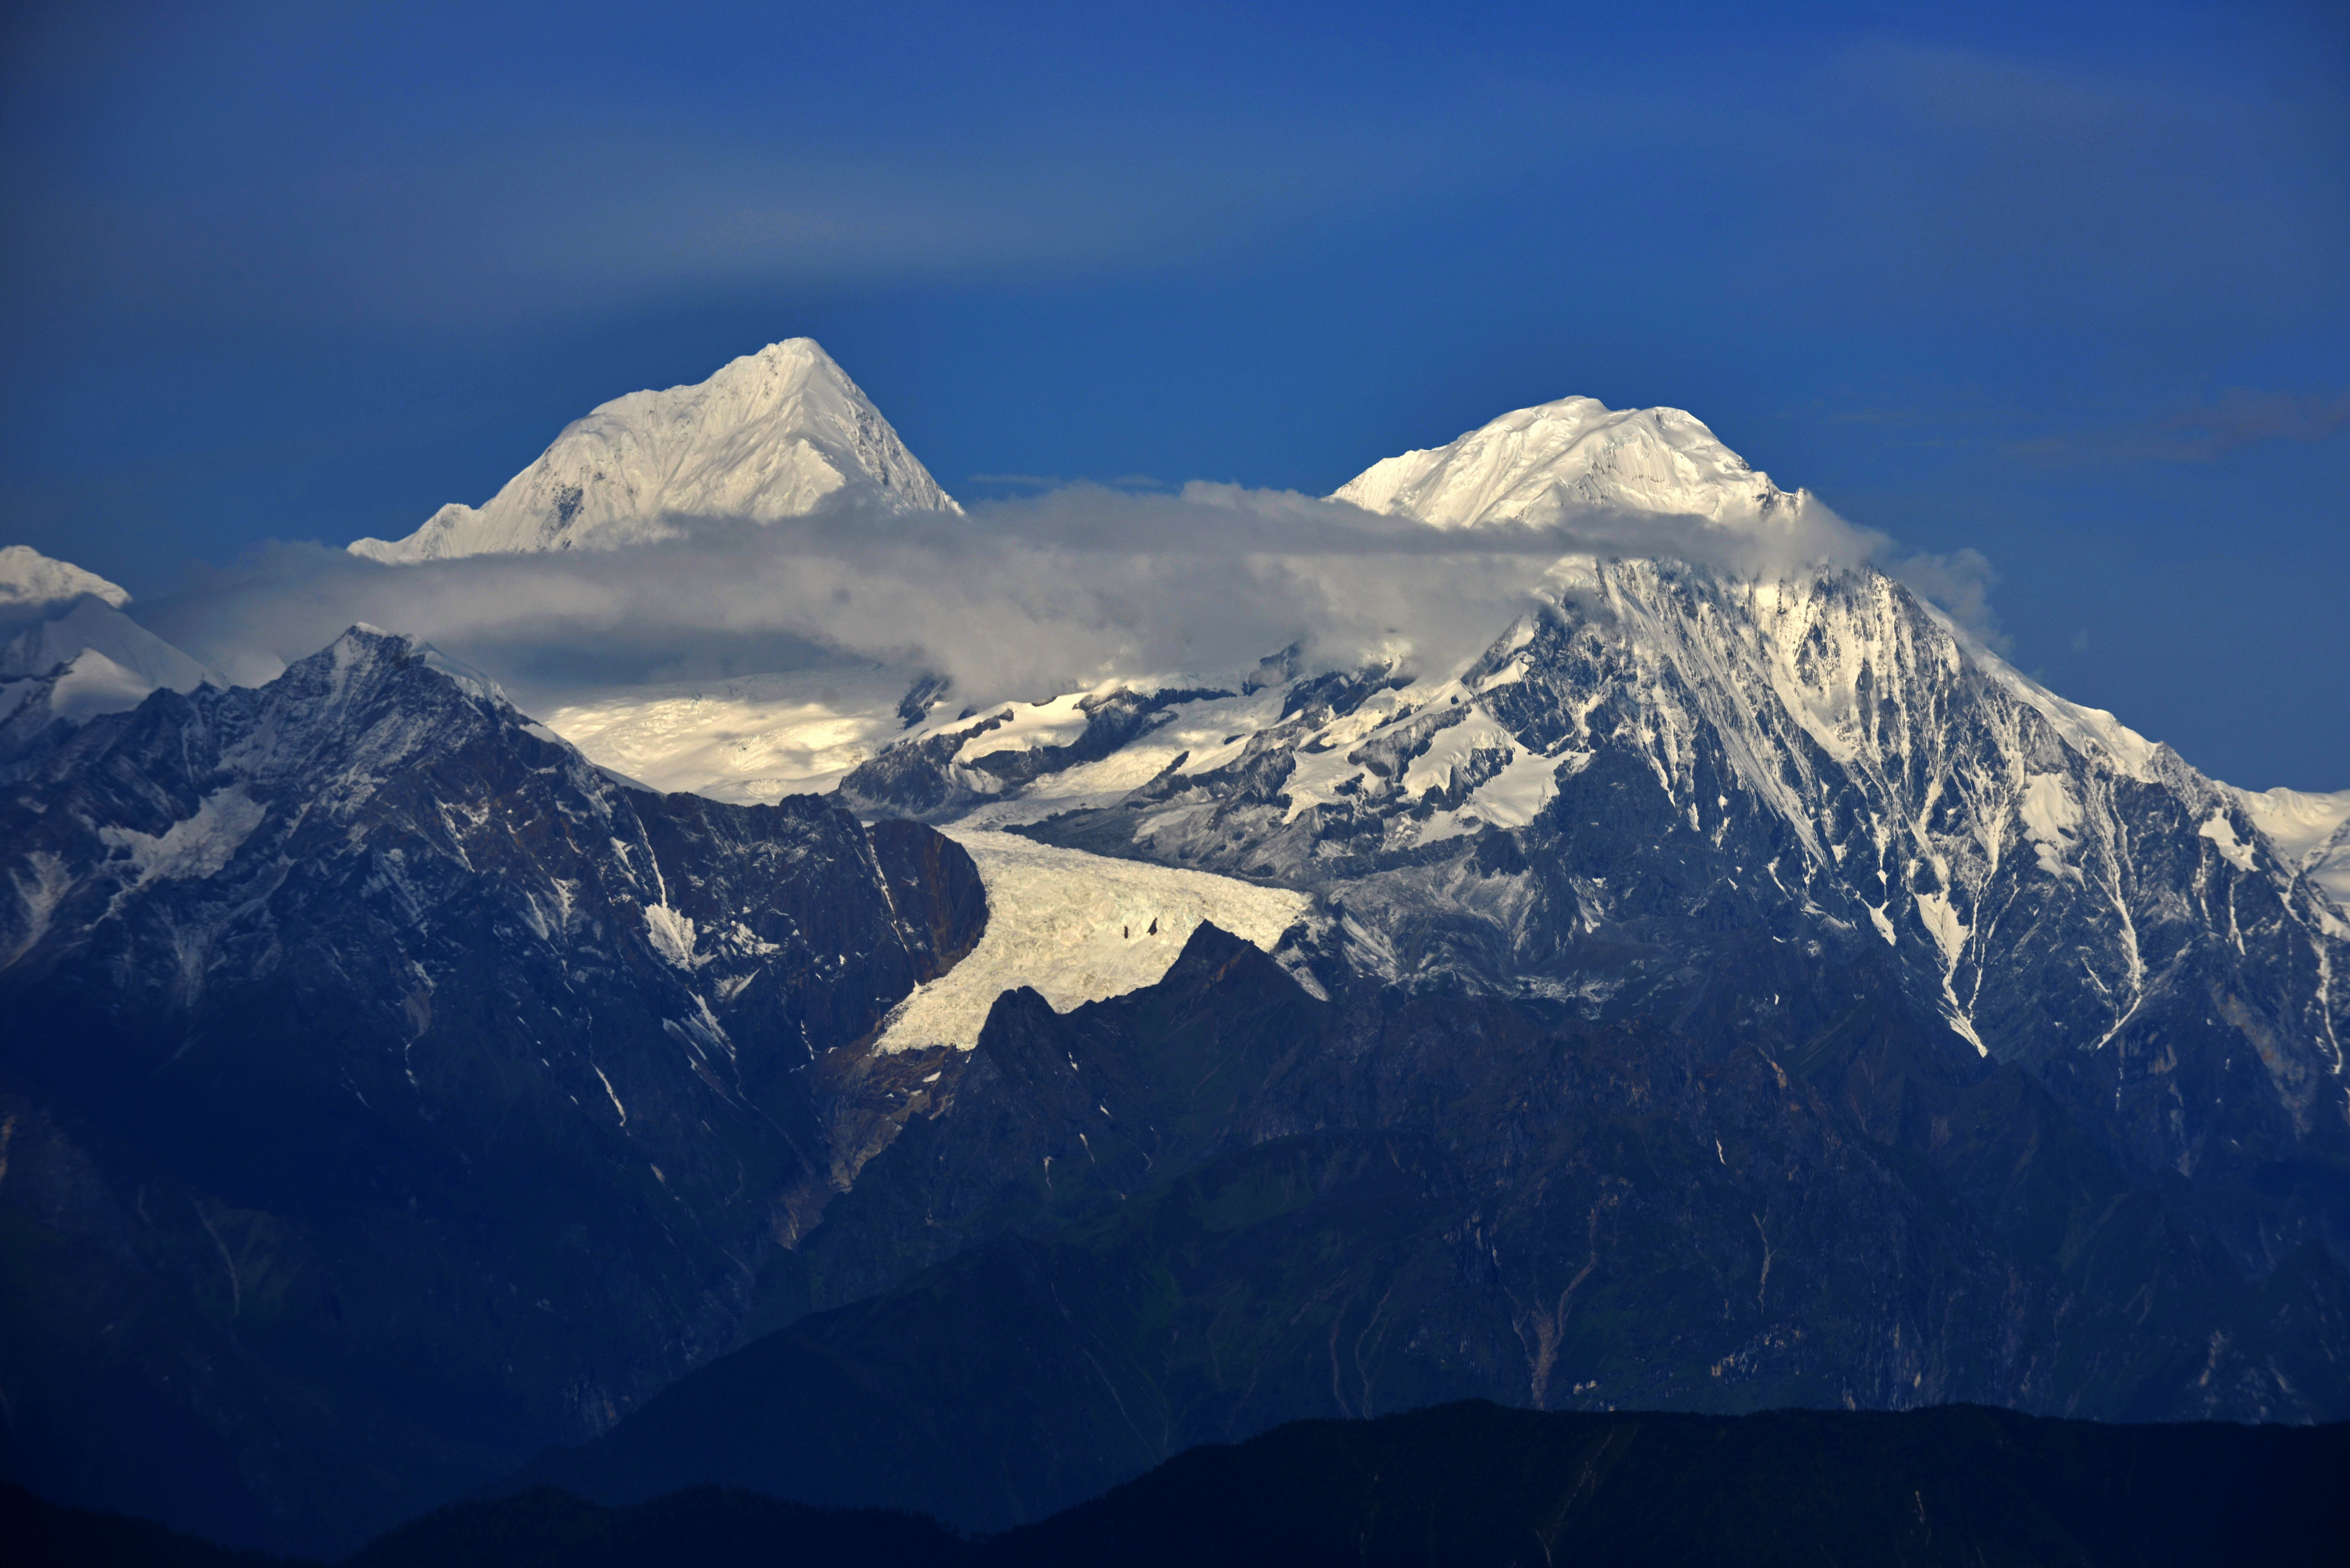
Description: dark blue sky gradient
xmin=3 ymin=0 xmax=2344 ymax=784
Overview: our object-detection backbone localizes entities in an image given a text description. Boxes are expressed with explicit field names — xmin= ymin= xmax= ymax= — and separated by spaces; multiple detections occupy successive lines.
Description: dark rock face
xmin=519 ymin=923 xmax=2350 ymax=1532
xmin=0 ymin=629 xmax=983 ymax=1555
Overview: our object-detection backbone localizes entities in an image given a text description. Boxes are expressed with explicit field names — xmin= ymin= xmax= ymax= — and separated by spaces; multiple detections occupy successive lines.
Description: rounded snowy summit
xmin=1331 ymin=395 xmax=1804 ymax=531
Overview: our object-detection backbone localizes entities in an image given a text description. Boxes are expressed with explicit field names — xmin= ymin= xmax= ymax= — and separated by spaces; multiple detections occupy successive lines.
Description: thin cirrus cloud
xmin=12 ymin=7 xmax=2337 ymax=347
xmin=2009 ymin=389 xmax=2350 ymax=466
xmin=1715 ymin=41 xmax=2347 ymax=336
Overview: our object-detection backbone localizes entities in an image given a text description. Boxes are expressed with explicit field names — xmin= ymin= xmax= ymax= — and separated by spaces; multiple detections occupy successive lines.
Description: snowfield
xmin=874 ymin=830 xmax=1312 ymax=1052
xmin=1331 ymin=395 xmax=1810 ymax=532
xmin=2 ymin=599 xmax=217 ymax=694
xmin=2228 ymin=784 xmax=2350 ymax=905
xmin=541 ymin=666 xmax=915 ymax=802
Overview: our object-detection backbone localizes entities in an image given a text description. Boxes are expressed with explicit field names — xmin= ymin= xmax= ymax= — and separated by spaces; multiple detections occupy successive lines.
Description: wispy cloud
xmin=2011 ymin=388 xmax=2350 ymax=466
xmin=963 ymin=473 xmax=1169 ymax=493
xmin=1884 ymin=547 xmax=2007 ymax=652
xmin=133 ymin=481 xmax=1900 ymax=717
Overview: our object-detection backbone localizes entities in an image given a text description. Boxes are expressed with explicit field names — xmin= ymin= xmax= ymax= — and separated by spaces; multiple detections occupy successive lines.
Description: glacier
xmin=14 ymin=375 xmax=2346 ymax=1292
xmin=874 ymin=829 xmax=1312 ymax=1053
xmin=9 ymin=366 xmax=2348 ymax=1553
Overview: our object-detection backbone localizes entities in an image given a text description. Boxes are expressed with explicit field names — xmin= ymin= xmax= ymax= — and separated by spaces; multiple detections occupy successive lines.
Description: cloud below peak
xmin=127 ymin=478 xmax=1953 ymax=721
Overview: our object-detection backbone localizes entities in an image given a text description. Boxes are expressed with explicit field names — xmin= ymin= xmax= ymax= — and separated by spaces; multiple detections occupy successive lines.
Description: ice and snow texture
xmin=543 ymin=667 xmax=915 ymax=802
xmin=473 ymin=365 xmax=2343 ymax=1077
xmin=874 ymin=831 xmax=1310 ymax=1053
xmin=1331 ymin=395 xmax=1808 ymax=532
xmin=348 ymin=339 xmax=959 ymax=562
xmin=0 ymin=546 xmax=129 ymax=613
xmin=97 ymin=788 xmax=266 ymax=888
xmin=642 ymin=903 xmax=703 ymax=969
xmin=42 ymin=651 xmax=161 ymax=723
xmin=2230 ymin=785 xmax=2350 ymax=904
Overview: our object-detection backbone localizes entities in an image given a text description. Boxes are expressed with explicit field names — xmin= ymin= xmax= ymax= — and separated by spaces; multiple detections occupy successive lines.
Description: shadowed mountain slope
xmin=16 ymin=1402 xmax=2347 ymax=1568
xmin=0 ymin=627 xmax=985 ymax=1554
xmin=509 ymin=923 xmax=2350 ymax=1533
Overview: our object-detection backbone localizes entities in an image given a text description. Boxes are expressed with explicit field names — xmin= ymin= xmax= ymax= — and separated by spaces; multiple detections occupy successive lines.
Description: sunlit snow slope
xmin=2230 ymin=784 xmax=2350 ymax=905
xmin=350 ymin=339 xmax=959 ymax=562
xmin=0 ymin=594 xmax=224 ymax=738
xmin=814 ymin=389 xmax=2346 ymax=1278
xmin=541 ymin=667 xmax=916 ymax=802
xmin=1 ymin=598 xmax=216 ymax=692
xmin=874 ymin=830 xmax=1312 ymax=1052
xmin=1331 ymin=395 xmax=1810 ymax=531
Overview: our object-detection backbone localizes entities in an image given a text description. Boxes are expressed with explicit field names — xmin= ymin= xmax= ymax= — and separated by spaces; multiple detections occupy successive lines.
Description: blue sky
xmin=3 ymin=0 xmax=2344 ymax=785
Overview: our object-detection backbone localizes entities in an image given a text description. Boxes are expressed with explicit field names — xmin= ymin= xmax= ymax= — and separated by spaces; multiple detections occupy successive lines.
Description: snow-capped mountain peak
xmin=0 ymin=545 xmax=129 ymax=614
xmin=0 ymin=598 xmax=216 ymax=693
xmin=349 ymin=338 xmax=960 ymax=563
xmin=1332 ymin=395 xmax=1807 ymax=531
xmin=0 ymin=598 xmax=222 ymax=748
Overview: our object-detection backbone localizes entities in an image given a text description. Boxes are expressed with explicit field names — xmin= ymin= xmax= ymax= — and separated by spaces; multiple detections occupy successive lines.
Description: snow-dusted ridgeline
xmin=1 ymin=597 xmax=217 ymax=691
xmin=783 ymin=393 xmax=2346 ymax=1266
xmin=2228 ymin=785 xmax=2350 ymax=906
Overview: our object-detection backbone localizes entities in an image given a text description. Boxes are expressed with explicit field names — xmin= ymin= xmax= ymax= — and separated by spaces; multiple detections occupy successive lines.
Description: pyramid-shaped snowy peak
xmin=350 ymin=339 xmax=961 ymax=563
xmin=1331 ymin=396 xmax=1806 ymax=531
xmin=0 ymin=598 xmax=215 ymax=691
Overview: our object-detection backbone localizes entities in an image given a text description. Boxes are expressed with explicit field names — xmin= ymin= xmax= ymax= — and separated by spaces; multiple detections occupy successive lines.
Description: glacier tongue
xmin=348 ymin=338 xmax=959 ymax=563
xmin=874 ymin=830 xmax=1311 ymax=1052
xmin=836 ymin=543 xmax=2345 ymax=1240
xmin=468 ymin=373 xmax=2347 ymax=1278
